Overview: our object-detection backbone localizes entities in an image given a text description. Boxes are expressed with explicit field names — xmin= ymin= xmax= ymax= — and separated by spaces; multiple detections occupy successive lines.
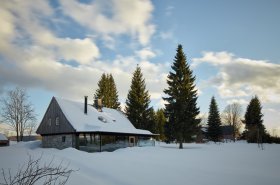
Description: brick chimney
xmin=94 ymin=98 xmax=102 ymax=112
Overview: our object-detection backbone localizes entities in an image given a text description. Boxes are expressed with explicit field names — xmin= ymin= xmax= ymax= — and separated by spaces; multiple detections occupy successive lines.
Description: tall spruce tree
xmin=207 ymin=96 xmax=222 ymax=142
xmin=125 ymin=65 xmax=153 ymax=131
xmin=163 ymin=44 xmax=200 ymax=149
xmin=244 ymin=96 xmax=265 ymax=143
xmin=94 ymin=73 xmax=120 ymax=109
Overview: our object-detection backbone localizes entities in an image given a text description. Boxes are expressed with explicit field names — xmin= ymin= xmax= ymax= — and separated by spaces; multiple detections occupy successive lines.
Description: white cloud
xmin=136 ymin=47 xmax=156 ymax=60
xmin=159 ymin=31 xmax=173 ymax=40
xmin=59 ymin=0 xmax=156 ymax=46
xmin=0 ymin=0 xmax=170 ymax=117
xmin=226 ymin=99 xmax=248 ymax=105
xmin=55 ymin=38 xmax=100 ymax=64
xmin=0 ymin=1 xmax=100 ymax=66
xmin=192 ymin=51 xmax=234 ymax=67
xmin=193 ymin=51 xmax=280 ymax=103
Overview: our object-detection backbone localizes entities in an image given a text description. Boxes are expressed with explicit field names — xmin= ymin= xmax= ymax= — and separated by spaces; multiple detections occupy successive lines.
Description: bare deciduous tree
xmin=0 ymin=154 xmax=75 ymax=185
xmin=26 ymin=121 xmax=37 ymax=136
xmin=0 ymin=87 xmax=37 ymax=141
xmin=222 ymin=103 xmax=243 ymax=141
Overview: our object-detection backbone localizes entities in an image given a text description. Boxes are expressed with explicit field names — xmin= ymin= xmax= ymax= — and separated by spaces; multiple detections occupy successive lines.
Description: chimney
xmin=84 ymin=96 xmax=88 ymax=114
xmin=94 ymin=98 xmax=102 ymax=112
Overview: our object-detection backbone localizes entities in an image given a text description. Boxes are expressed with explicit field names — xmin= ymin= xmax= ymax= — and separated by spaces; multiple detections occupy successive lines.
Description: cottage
xmin=36 ymin=97 xmax=155 ymax=152
xmin=0 ymin=133 xmax=9 ymax=146
xmin=221 ymin=125 xmax=234 ymax=141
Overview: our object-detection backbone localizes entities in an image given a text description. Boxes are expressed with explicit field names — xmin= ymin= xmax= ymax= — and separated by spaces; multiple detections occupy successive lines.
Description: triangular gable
xmin=36 ymin=97 xmax=75 ymax=135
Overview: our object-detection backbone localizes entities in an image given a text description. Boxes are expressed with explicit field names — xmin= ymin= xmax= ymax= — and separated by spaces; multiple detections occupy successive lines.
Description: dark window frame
xmin=62 ymin=136 xmax=66 ymax=142
xmin=55 ymin=116 xmax=59 ymax=126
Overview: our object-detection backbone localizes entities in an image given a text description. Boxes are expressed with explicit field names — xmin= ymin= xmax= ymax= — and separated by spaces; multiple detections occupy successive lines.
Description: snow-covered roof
xmin=0 ymin=133 xmax=8 ymax=141
xmin=55 ymin=97 xmax=153 ymax=135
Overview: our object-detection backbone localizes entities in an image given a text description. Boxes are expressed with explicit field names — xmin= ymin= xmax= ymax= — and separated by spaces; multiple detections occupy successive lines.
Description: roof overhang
xmin=40 ymin=131 xmax=158 ymax=137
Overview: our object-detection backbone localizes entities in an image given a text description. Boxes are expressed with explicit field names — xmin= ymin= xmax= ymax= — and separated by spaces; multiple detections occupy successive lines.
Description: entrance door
xmin=129 ymin=136 xmax=135 ymax=147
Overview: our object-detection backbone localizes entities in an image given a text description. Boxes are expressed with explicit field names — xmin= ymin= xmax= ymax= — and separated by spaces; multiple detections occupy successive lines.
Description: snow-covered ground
xmin=0 ymin=141 xmax=279 ymax=185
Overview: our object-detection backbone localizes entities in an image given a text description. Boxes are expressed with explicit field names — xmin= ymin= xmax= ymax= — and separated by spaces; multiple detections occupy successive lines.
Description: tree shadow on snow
xmin=160 ymin=145 xmax=203 ymax=150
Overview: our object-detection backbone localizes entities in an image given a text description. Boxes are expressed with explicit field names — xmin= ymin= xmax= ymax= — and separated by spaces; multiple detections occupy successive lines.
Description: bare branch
xmin=0 ymin=154 xmax=76 ymax=185
xmin=222 ymin=103 xmax=243 ymax=141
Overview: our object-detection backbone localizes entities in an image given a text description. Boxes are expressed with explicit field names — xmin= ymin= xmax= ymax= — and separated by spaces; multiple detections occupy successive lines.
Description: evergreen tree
xmin=94 ymin=73 xmax=120 ymax=109
xmin=244 ymin=96 xmax=265 ymax=143
xmin=207 ymin=96 xmax=222 ymax=142
xmin=95 ymin=73 xmax=107 ymax=101
xmin=155 ymin=109 xmax=166 ymax=141
xmin=107 ymin=74 xmax=121 ymax=109
xmin=163 ymin=44 xmax=200 ymax=149
xmin=147 ymin=108 xmax=156 ymax=133
xmin=125 ymin=65 xmax=153 ymax=131
xmin=164 ymin=120 xmax=174 ymax=143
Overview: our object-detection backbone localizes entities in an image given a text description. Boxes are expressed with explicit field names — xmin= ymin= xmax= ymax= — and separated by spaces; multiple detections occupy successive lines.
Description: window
xmin=79 ymin=134 xmax=87 ymax=146
xmin=55 ymin=117 xmax=59 ymax=126
xmin=98 ymin=116 xmax=107 ymax=123
xmin=62 ymin=136 xmax=66 ymax=142
xmin=48 ymin=118 xmax=51 ymax=126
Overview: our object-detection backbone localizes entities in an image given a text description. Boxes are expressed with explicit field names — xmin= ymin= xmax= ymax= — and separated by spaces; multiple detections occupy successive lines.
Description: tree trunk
xmin=20 ymin=131 xmax=23 ymax=141
xmin=233 ymin=126 xmax=236 ymax=142
xmin=16 ymin=122 xmax=19 ymax=142
xmin=179 ymin=141 xmax=183 ymax=149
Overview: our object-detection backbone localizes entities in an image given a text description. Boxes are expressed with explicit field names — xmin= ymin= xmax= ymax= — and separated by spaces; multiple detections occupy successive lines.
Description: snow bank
xmin=0 ymin=141 xmax=279 ymax=185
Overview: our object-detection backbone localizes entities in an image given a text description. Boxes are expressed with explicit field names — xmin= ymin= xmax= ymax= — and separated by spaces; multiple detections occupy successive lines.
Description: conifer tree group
xmin=92 ymin=45 xmax=272 ymax=146
xmin=95 ymin=73 xmax=120 ymax=109
xmin=163 ymin=44 xmax=200 ymax=149
xmin=207 ymin=96 xmax=222 ymax=142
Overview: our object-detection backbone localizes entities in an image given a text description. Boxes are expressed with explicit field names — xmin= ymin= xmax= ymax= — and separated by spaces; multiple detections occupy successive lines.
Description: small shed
xmin=0 ymin=133 xmax=9 ymax=146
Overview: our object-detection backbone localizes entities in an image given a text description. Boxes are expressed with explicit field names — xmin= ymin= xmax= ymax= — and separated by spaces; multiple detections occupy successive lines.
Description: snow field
xmin=0 ymin=141 xmax=279 ymax=185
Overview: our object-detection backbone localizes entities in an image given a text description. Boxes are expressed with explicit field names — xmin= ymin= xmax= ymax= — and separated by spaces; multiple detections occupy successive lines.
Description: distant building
xmin=36 ymin=97 xmax=155 ymax=152
xmin=221 ymin=125 xmax=234 ymax=141
xmin=197 ymin=125 xmax=234 ymax=142
xmin=0 ymin=133 xmax=9 ymax=146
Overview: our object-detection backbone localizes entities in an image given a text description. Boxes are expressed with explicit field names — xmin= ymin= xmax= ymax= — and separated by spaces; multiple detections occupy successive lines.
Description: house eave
xmin=40 ymin=131 xmax=156 ymax=137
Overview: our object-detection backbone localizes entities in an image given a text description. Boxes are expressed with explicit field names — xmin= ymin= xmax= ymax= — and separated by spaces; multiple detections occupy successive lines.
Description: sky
xmin=0 ymin=0 xmax=280 ymax=135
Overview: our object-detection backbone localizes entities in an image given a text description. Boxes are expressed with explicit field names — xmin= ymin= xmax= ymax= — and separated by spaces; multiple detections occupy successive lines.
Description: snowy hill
xmin=0 ymin=141 xmax=279 ymax=185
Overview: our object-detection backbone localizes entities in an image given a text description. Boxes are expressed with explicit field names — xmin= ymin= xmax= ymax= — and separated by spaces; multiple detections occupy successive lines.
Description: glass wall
xmin=77 ymin=133 xmax=154 ymax=152
xmin=138 ymin=137 xmax=155 ymax=147
xmin=101 ymin=135 xmax=129 ymax=152
xmin=79 ymin=133 xmax=101 ymax=152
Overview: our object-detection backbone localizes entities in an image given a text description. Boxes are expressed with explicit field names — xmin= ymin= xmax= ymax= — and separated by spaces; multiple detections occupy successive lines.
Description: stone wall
xmin=42 ymin=134 xmax=75 ymax=149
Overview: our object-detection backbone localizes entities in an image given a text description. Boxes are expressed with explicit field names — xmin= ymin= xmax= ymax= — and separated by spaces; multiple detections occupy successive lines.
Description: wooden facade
xmin=37 ymin=98 xmax=75 ymax=135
